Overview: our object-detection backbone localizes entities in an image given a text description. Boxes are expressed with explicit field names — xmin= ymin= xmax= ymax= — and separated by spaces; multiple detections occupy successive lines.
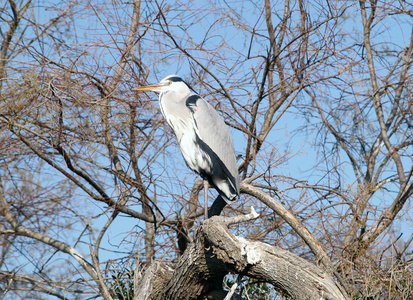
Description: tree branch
xmin=135 ymin=213 xmax=348 ymax=300
xmin=240 ymin=182 xmax=342 ymax=282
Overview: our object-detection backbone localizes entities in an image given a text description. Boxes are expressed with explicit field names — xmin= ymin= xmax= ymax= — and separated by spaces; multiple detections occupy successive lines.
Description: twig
xmin=223 ymin=206 xmax=259 ymax=226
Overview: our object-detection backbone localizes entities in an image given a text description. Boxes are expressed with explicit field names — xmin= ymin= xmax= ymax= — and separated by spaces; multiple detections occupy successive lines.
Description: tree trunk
xmin=134 ymin=211 xmax=348 ymax=300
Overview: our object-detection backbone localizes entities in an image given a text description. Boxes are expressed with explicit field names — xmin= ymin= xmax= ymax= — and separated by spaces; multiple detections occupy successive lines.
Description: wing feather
xmin=186 ymin=94 xmax=240 ymax=201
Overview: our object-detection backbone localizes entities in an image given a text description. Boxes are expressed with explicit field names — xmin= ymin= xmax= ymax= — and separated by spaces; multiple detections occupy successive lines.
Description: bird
xmin=135 ymin=75 xmax=240 ymax=219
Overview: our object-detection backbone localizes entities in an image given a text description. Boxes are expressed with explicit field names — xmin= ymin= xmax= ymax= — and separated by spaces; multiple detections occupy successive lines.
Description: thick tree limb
xmin=241 ymin=183 xmax=333 ymax=271
xmin=134 ymin=262 xmax=174 ymax=300
xmin=134 ymin=211 xmax=348 ymax=300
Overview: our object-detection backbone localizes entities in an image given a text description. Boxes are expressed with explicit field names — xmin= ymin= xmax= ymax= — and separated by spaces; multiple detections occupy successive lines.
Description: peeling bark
xmin=134 ymin=211 xmax=348 ymax=300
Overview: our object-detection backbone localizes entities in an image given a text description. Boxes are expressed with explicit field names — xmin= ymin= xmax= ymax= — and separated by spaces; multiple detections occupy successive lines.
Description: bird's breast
xmin=159 ymin=92 xmax=213 ymax=177
xmin=178 ymin=129 xmax=213 ymax=177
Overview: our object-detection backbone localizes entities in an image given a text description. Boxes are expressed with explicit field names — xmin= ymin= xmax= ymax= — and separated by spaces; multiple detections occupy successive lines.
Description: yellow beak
xmin=134 ymin=83 xmax=166 ymax=92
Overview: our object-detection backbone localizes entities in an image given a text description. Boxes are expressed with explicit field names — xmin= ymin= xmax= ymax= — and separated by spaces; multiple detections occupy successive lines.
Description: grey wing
xmin=187 ymin=95 xmax=240 ymax=198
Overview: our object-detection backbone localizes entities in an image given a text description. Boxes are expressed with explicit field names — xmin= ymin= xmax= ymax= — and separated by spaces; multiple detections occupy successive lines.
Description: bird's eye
xmin=168 ymin=81 xmax=172 ymax=85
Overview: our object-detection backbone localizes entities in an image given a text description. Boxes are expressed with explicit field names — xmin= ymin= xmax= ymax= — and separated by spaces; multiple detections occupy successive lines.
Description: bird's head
xmin=134 ymin=75 xmax=191 ymax=94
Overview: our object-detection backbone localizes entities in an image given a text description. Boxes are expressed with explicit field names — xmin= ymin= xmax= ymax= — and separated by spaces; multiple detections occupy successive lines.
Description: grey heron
xmin=135 ymin=75 xmax=240 ymax=218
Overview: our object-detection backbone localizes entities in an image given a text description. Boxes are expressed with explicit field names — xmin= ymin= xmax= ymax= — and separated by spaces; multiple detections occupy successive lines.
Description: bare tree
xmin=0 ymin=0 xmax=412 ymax=299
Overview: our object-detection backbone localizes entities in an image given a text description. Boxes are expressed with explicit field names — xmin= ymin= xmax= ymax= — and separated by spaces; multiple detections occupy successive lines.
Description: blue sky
xmin=3 ymin=0 xmax=412 ymax=297
xmin=82 ymin=0 xmax=413 ymax=259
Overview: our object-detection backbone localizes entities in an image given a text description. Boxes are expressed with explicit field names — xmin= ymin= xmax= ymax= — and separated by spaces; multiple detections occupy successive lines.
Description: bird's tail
xmin=208 ymin=195 xmax=228 ymax=218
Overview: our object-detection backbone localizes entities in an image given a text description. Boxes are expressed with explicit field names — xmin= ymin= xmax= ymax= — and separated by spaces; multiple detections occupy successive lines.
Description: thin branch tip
xmin=249 ymin=206 xmax=259 ymax=218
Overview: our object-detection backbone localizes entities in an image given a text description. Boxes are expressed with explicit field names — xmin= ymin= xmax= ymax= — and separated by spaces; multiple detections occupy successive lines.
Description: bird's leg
xmin=204 ymin=180 xmax=209 ymax=219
